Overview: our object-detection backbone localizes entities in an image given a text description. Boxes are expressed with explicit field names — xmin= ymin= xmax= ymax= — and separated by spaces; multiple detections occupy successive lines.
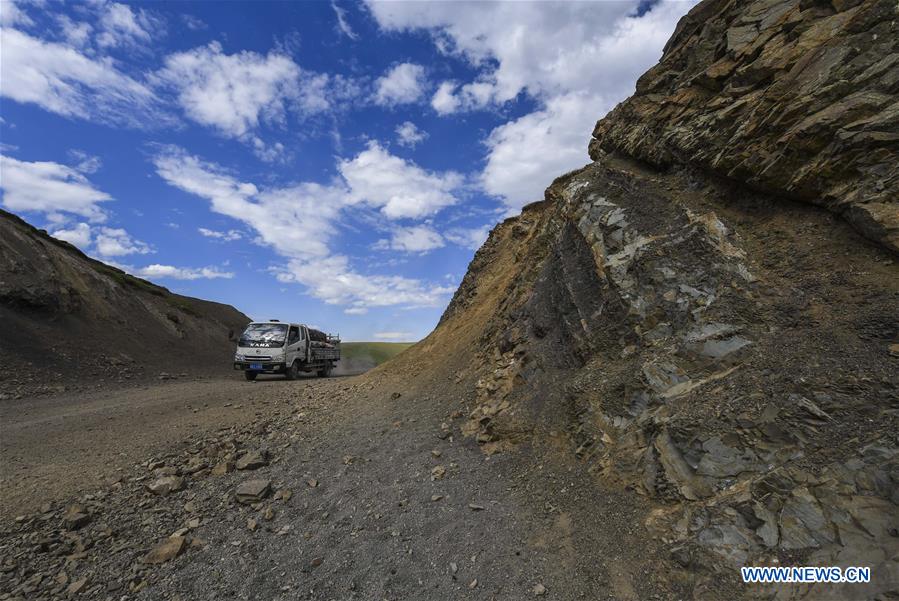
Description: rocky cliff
xmin=0 ymin=210 xmax=250 ymax=397
xmin=590 ymin=0 xmax=899 ymax=254
xmin=402 ymin=0 xmax=899 ymax=598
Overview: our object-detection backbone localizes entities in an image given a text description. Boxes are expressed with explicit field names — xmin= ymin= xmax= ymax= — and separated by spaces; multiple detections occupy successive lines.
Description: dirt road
xmin=0 ymin=372 xmax=741 ymax=600
xmin=0 ymin=376 xmax=321 ymax=517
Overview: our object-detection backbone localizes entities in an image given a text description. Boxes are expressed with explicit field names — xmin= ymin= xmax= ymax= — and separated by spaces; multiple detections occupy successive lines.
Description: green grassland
xmin=337 ymin=342 xmax=415 ymax=374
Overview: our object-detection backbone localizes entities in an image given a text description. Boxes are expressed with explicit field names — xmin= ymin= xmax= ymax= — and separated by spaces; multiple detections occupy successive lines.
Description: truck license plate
xmin=250 ymin=363 xmax=262 ymax=370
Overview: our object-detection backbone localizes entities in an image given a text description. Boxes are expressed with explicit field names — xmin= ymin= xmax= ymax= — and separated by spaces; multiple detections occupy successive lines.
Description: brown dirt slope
xmin=0 ymin=209 xmax=250 ymax=398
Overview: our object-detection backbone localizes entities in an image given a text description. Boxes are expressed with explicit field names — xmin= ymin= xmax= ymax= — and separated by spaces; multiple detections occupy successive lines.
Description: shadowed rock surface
xmin=0 ymin=209 xmax=250 ymax=398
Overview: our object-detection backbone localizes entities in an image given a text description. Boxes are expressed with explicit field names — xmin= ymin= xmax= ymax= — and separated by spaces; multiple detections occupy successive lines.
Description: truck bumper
xmin=233 ymin=362 xmax=286 ymax=372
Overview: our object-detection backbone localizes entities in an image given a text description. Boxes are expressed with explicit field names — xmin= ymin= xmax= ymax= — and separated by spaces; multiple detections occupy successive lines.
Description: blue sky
xmin=0 ymin=0 xmax=695 ymax=341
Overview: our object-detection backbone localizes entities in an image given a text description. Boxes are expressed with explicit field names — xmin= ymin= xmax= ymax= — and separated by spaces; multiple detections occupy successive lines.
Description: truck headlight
xmin=234 ymin=353 xmax=244 ymax=361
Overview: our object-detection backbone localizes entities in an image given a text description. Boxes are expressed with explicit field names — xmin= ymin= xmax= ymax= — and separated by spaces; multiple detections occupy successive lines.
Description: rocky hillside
xmin=590 ymin=0 xmax=898 ymax=253
xmin=393 ymin=0 xmax=898 ymax=597
xmin=0 ymin=210 xmax=250 ymax=398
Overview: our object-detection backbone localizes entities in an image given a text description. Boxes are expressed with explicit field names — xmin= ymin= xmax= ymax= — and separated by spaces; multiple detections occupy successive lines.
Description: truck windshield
xmin=239 ymin=323 xmax=288 ymax=348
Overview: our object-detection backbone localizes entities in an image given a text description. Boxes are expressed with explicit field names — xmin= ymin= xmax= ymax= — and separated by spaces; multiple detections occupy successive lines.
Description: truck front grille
xmin=245 ymin=355 xmax=272 ymax=361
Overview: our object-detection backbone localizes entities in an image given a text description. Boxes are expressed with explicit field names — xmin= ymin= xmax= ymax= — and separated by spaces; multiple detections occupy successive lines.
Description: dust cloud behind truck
xmin=233 ymin=320 xmax=340 ymax=380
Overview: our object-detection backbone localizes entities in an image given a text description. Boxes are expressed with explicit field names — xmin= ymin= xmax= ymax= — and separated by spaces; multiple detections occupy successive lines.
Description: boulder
xmin=235 ymin=479 xmax=271 ymax=504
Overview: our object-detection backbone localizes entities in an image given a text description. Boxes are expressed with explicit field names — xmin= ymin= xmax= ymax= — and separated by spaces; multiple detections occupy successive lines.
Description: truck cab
xmin=234 ymin=320 xmax=340 ymax=381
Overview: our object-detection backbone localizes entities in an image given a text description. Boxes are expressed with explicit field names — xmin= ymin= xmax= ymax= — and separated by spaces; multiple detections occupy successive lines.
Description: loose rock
xmin=236 ymin=479 xmax=271 ymax=504
xmin=142 ymin=536 xmax=186 ymax=564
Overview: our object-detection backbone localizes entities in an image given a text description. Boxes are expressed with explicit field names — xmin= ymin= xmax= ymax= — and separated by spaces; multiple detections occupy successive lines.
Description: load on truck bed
xmin=233 ymin=320 xmax=340 ymax=380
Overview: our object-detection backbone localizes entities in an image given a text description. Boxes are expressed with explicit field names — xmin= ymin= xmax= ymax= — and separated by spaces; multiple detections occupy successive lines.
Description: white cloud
xmin=153 ymin=146 xmax=342 ymax=258
xmin=373 ymin=331 xmax=414 ymax=340
xmin=0 ymin=27 xmax=163 ymax=127
xmin=0 ymin=155 xmax=112 ymax=222
xmin=56 ymin=15 xmax=93 ymax=48
xmin=395 ymin=121 xmax=428 ymax=148
xmin=0 ymin=0 xmax=33 ymax=27
xmin=483 ymin=91 xmax=606 ymax=212
xmin=373 ymin=62 xmax=427 ymax=106
xmin=95 ymin=2 xmax=161 ymax=50
xmin=331 ymin=1 xmax=358 ymax=40
xmin=133 ymin=264 xmax=234 ymax=280
xmin=383 ymin=225 xmax=444 ymax=253
xmin=51 ymin=222 xmax=93 ymax=248
xmin=344 ymin=307 xmax=368 ymax=315
xmin=366 ymin=0 xmax=696 ymax=209
xmin=198 ymin=227 xmax=242 ymax=241
xmin=367 ymin=1 xmax=687 ymax=105
xmin=430 ymin=79 xmax=496 ymax=115
xmin=273 ymin=256 xmax=454 ymax=311
xmin=431 ymin=81 xmax=462 ymax=115
xmin=339 ymin=141 xmax=462 ymax=220
xmin=445 ymin=224 xmax=491 ymax=250
xmin=250 ymin=136 xmax=287 ymax=163
xmin=68 ymin=150 xmax=102 ymax=174
xmin=153 ymin=145 xmax=455 ymax=311
xmin=181 ymin=14 xmax=207 ymax=31
xmin=94 ymin=227 xmax=152 ymax=256
xmin=156 ymin=41 xmax=329 ymax=139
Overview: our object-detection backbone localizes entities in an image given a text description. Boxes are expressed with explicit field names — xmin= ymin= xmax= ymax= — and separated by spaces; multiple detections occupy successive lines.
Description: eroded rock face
xmin=439 ymin=153 xmax=898 ymax=594
xmin=589 ymin=0 xmax=899 ymax=253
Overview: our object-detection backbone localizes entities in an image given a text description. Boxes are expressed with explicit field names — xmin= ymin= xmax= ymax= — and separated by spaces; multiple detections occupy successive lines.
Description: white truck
xmin=233 ymin=320 xmax=340 ymax=380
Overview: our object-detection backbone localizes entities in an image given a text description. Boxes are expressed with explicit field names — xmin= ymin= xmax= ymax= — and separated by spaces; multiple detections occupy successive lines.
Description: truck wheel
xmin=317 ymin=365 xmax=332 ymax=378
xmin=285 ymin=361 xmax=298 ymax=380
xmin=244 ymin=371 xmax=257 ymax=381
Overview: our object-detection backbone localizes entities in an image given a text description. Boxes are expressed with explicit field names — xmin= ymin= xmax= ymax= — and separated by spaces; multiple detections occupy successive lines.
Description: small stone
xmin=183 ymin=459 xmax=208 ymax=474
xmin=211 ymin=461 xmax=234 ymax=476
xmin=431 ymin=450 xmax=442 ymax=458
xmin=310 ymin=557 xmax=323 ymax=568
xmin=63 ymin=505 xmax=90 ymax=530
xmin=247 ymin=518 xmax=257 ymax=531
xmin=187 ymin=518 xmax=201 ymax=529
xmin=533 ymin=583 xmax=547 ymax=596
xmin=236 ymin=479 xmax=271 ymax=504
xmin=236 ymin=450 xmax=269 ymax=470
xmin=431 ymin=466 xmax=446 ymax=481
xmin=307 ymin=478 xmax=318 ymax=488
xmin=67 ymin=577 xmax=88 ymax=595
xmin=431 ymin=495 xmax=444 ymax=502
xmin=469 ymin=579 xmax=478 ymax=589
xmin=274 ymin=488 xmax=293 ymax=502
xmin=146 ymin=476 xmax=185 ymax=496
xmin=142 ymin=536 xmax=186 ymax=564
xmin=468 ymin=504 xmax=485 ymax=511
xmin=450 ymin=562 xmax=458 ymax=574
xmin=262 ymin=506 xmax=275 ymax=521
